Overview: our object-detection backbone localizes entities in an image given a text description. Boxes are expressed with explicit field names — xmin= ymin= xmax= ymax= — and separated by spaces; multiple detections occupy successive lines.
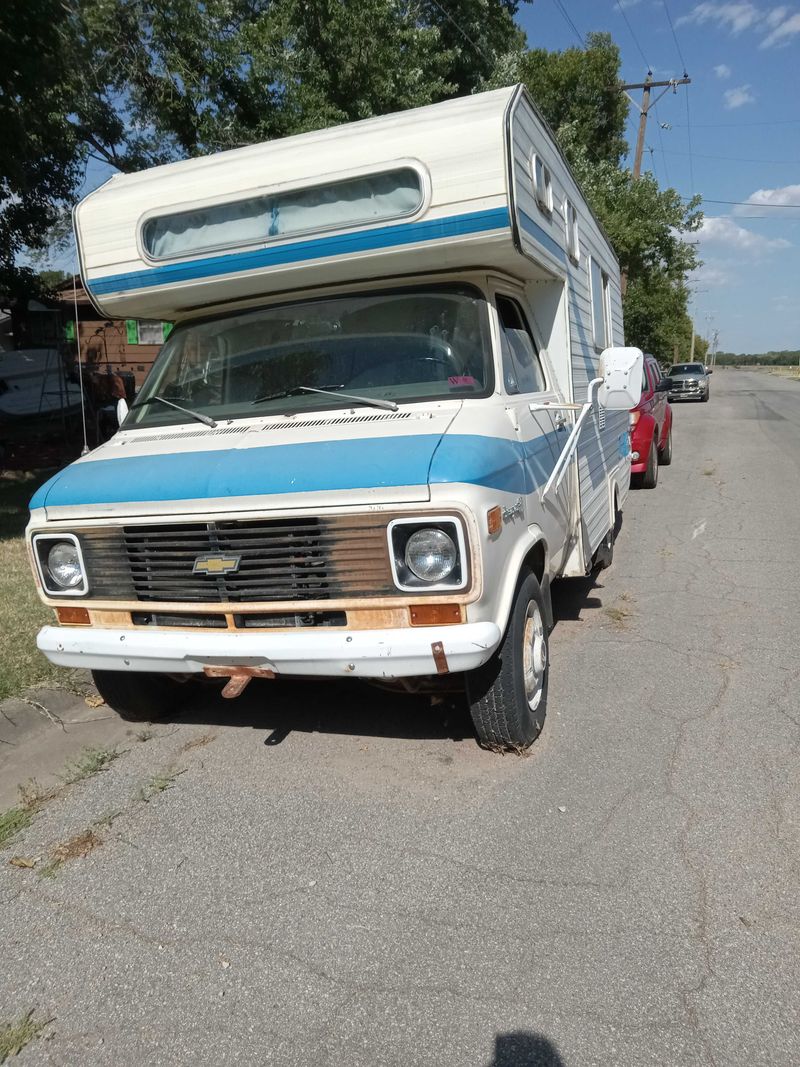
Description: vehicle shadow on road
xmin=487 ymin=1030 xmax=566 ymax=1066
xmin=550 ymin=572 xmax=605 ymax=629
xmin=162 ymin=574 xmax=608 ymax=747
xmin=172 ymin=675 xmax=476 ymax=746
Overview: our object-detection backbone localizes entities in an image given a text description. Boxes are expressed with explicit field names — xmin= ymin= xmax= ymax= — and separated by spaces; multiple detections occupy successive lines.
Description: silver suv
xmin=665 ymin=362 xmax=710 ymax=403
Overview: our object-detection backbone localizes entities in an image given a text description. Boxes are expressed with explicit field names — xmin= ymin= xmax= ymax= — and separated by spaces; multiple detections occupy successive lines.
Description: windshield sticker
xmin=448 ymin=375 xmax=477 ymax=388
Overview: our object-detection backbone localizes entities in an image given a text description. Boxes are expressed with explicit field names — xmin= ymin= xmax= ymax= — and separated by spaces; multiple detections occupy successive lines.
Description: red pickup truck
xmin=630 ymin=354 xmax=673 ymax=488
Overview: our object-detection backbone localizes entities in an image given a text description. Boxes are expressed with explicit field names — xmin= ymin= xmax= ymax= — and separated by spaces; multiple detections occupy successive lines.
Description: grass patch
xmin=0 ymin=1010 xmax=48 ymax=1063
xmin=137 ymin=766 xmax=185 ymax=803
xmin=0 ymin=473 xmax=65 ymax=702
xmin=61 ymin=745 xmax=119 ymax=785
xmin=0 ymin=808 xmax=34 ymax=851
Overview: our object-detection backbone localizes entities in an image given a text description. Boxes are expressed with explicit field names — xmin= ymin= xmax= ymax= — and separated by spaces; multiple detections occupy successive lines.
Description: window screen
xmin=497 ymin=296 xmax=546 ymax=395
xmin=142 ymin=168 xmax=423 ymax=260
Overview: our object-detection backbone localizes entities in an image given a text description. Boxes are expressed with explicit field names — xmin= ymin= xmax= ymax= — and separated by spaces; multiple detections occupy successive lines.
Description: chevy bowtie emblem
xmin=193 ymin=554 xmax=241 ymax=576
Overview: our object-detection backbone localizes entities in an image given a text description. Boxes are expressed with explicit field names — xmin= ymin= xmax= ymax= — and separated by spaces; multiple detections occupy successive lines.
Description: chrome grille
xmin=79 ymin=517 xmax=394 ymax=603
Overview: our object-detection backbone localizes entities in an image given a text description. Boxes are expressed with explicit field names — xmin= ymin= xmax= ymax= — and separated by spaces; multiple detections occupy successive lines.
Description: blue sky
xmin=516 ymin=1 xmax=800 ymax=353
xmin=49 ymin=1 xmax=799 ymax=354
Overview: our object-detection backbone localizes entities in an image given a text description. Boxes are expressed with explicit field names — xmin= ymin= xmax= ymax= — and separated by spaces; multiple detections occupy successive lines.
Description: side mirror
xmin=597 ymin=347 xmax=644 ymax=410
xmin=116 ymin=397 xmax=129 ymax=425
xmin=655 ymin=378 xmax=672 ymax=392
xmin=706 ymin=367 xmax=713 ymax=374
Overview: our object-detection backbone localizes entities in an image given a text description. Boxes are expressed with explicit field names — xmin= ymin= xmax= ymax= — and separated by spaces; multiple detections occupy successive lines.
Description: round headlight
xmin=405 ymin=528 xmax=457 ymax=583
xmin=47 ymin=542 xmax=83 ymax=589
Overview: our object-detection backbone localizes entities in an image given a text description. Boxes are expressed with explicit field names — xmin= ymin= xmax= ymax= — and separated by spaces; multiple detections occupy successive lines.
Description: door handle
xmin=554 ymin=413 xmax=568 ymax=430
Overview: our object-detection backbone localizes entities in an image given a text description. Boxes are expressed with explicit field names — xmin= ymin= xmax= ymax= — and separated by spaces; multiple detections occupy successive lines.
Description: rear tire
xmin=641 ymin=438 xmax=659 ymax=488
xmin=465 ymin=571 xmax=549 ymax=751
xmin=91 ymin=670 xmax=193 ymax=722
xmin=658 ymin=424 xmax=673 ymax=466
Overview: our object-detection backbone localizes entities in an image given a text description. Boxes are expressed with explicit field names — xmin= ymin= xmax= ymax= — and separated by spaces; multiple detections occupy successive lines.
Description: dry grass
xmin=39 ymin=828 xmax=103 ymax=878
xmin=180 ymin=732 xmax=216 ymax=753
xmin=0 ymin=1010 xmax=48 ymax=1063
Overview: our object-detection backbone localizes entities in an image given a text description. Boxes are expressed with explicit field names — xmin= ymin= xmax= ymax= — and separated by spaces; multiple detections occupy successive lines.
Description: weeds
xmin=0 ymin=808 xmax=34 ymax=851
xmin=61 ymin=745 xmax=119 ymax=785
xmin=137 ymin=766 xmax=185 ymax=803
xmin=134 ymin=728 xmax=154 ymax=743
xmin=0 ymin=1010 xmax=49 ymax=1063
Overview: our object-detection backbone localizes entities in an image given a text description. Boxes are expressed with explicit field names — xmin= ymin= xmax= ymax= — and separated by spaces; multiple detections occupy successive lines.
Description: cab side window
xmin=647 ymin=361 xmax=661 ymax=391
xmin=497 ymin=295 xmax=546 ymax=395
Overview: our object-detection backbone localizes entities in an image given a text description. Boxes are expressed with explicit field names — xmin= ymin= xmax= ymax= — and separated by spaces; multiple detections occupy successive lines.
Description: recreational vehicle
xmin=27 ymin=86 xmax=642 ymax=749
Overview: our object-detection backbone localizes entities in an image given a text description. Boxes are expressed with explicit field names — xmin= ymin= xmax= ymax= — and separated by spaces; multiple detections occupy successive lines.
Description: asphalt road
xmin=1 ymin=368 xmax=798 ymax=1066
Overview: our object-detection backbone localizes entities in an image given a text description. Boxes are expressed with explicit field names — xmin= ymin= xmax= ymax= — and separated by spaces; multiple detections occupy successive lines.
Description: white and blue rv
xmin=27 ymin=85 xmax=642 ymax=749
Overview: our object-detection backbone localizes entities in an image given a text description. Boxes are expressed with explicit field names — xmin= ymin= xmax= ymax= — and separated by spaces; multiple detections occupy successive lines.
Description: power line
xmin=658 ymin=148 xmax=800 ymax=164
xmin=551 ymin=0 xmax=583 ymax=46
xmin=682 ymin=196 xmax=800 ymax=208
xmin=671 ymin=118 xmax=800 ymax=128
xmin=653 ymin=103 xmax=671 ymax=186
xmin=615 ymin=1 xmax=650 ymax=70
xmin=661 ymin=0 xmax=688 ymax=73
xmin=427 ymin=0 xmax=493 ymax=64
xmin=684 ymin=83 xmax=695 ymax=195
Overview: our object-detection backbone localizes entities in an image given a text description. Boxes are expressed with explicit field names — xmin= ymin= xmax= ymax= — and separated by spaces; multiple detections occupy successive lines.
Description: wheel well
xmin=522 ymin=539 xmax=546 ymax=584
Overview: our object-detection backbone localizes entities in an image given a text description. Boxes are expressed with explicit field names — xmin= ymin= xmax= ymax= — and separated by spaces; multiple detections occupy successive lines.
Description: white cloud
xmin=734 ymin=183 xmax=800 ymax=217
xmin=761 ymin=10 xmax=800 ymax=44
xmin=677 ymin=3 xmax=761 ymax=33
xmin=723 ymin=84 xmax=755 ymax=108
xmin=678 ymin=3 xmax=800 ymax=46
xmin=690 ymin=260 xmax=736 ymax=288
xmin=713 ymin=63 xmax=732 ymax=77
xmin=697 ymin=216 xmax=791 ymax=254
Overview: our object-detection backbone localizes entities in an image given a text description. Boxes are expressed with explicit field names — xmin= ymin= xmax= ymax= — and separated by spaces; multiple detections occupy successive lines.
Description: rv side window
xmin=141 ymin=167 xmax=424 ymax=260
xmin=589 ymin=258 xmax=611 ymax=350
xmin=564 ymin=201 xmax=580 ymax=263
xmin=496 ymin=296 xmax=546 ymax=395
xmin=531 ymin=155 xmax=552 ymax=214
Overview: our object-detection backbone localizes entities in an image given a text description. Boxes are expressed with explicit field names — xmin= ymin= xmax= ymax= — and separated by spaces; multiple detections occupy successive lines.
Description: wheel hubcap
xmin=522 ymin=601 xmax=547 ymax=711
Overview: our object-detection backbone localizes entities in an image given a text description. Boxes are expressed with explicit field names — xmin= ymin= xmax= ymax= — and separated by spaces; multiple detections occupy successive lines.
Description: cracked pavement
xmin=1 ymin=368 xmax=798 ymax=1065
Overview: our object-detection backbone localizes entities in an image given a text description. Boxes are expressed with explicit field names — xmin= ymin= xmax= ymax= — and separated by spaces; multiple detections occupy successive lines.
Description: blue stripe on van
xmin=86 ymin=207 xmax=512 ymax=298
xmin=30 ymin=431 xmax=560 ymax=509
xmin=518 ymin=210 xmax=567 ymax=265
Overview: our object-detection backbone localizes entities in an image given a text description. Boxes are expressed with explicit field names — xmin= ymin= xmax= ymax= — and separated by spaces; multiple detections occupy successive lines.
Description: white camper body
xmin=29 ymin=86 xmax=640 ymax=749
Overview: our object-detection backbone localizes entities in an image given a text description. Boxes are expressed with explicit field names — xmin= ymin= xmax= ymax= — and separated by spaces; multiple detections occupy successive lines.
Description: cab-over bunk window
xmin=141 ymin=167 xmax=424 ymax=261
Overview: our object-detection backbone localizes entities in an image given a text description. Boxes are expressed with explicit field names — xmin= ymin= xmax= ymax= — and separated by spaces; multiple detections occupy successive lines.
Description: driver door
xmin=493 ymin=290 xmax=573 ymax=571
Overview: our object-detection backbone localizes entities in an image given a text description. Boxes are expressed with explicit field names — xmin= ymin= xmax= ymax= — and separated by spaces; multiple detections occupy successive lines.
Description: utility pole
xmin=617 ymin=74 xmax=692 ymax=181
xmin=615 ymin=73 xmax=690 ymax=294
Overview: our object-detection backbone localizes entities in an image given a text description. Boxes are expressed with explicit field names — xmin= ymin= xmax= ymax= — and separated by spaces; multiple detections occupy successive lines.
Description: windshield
xmin=668 ymin=363 xmax=705 ymax=376
xmin=124 ymin=284 xmax=493 ymax=428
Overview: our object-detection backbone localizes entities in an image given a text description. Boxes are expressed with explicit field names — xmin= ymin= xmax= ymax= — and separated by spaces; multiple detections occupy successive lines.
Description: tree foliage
xmin=0 ymin=0 xmax=83 ymax=272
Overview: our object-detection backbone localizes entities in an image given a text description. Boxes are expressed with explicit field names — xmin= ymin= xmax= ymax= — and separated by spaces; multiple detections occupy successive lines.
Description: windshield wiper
xmin=130 ymin=394 xmax=217 ymax=428
xmin=251 ymin=384 xmax=398 ymax=412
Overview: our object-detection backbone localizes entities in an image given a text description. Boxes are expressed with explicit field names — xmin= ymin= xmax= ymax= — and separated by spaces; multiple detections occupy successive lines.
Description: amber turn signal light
xmin=487 ymin=505 xmax=502 ymax=536
xmin=409 ymin=604 xmax=462 ymax=626
xmin=56 ymin=606 xmax=90 ymax=625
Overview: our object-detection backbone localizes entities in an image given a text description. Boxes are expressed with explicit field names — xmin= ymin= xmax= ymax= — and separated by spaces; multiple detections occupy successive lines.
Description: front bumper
xmin=37 ymin=622 xmax=502 ymax=679
xmin=668 ymin=385 xmax=705 ymax=400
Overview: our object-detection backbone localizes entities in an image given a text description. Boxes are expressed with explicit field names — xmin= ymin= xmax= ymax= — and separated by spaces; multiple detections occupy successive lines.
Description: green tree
xmin=0 ymin=0 xmax=83 ymax=271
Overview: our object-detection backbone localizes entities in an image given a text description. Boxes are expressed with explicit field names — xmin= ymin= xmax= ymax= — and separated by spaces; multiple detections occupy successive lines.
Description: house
xmin=54 ymin=276 xmax=170 ymax=390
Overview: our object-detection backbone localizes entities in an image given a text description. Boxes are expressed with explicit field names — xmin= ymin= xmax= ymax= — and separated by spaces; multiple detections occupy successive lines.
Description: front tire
xmin=465 ymin=571 xmax=549 ymax=751
xmin=91 ymin=670 xmax=194 ymax=722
